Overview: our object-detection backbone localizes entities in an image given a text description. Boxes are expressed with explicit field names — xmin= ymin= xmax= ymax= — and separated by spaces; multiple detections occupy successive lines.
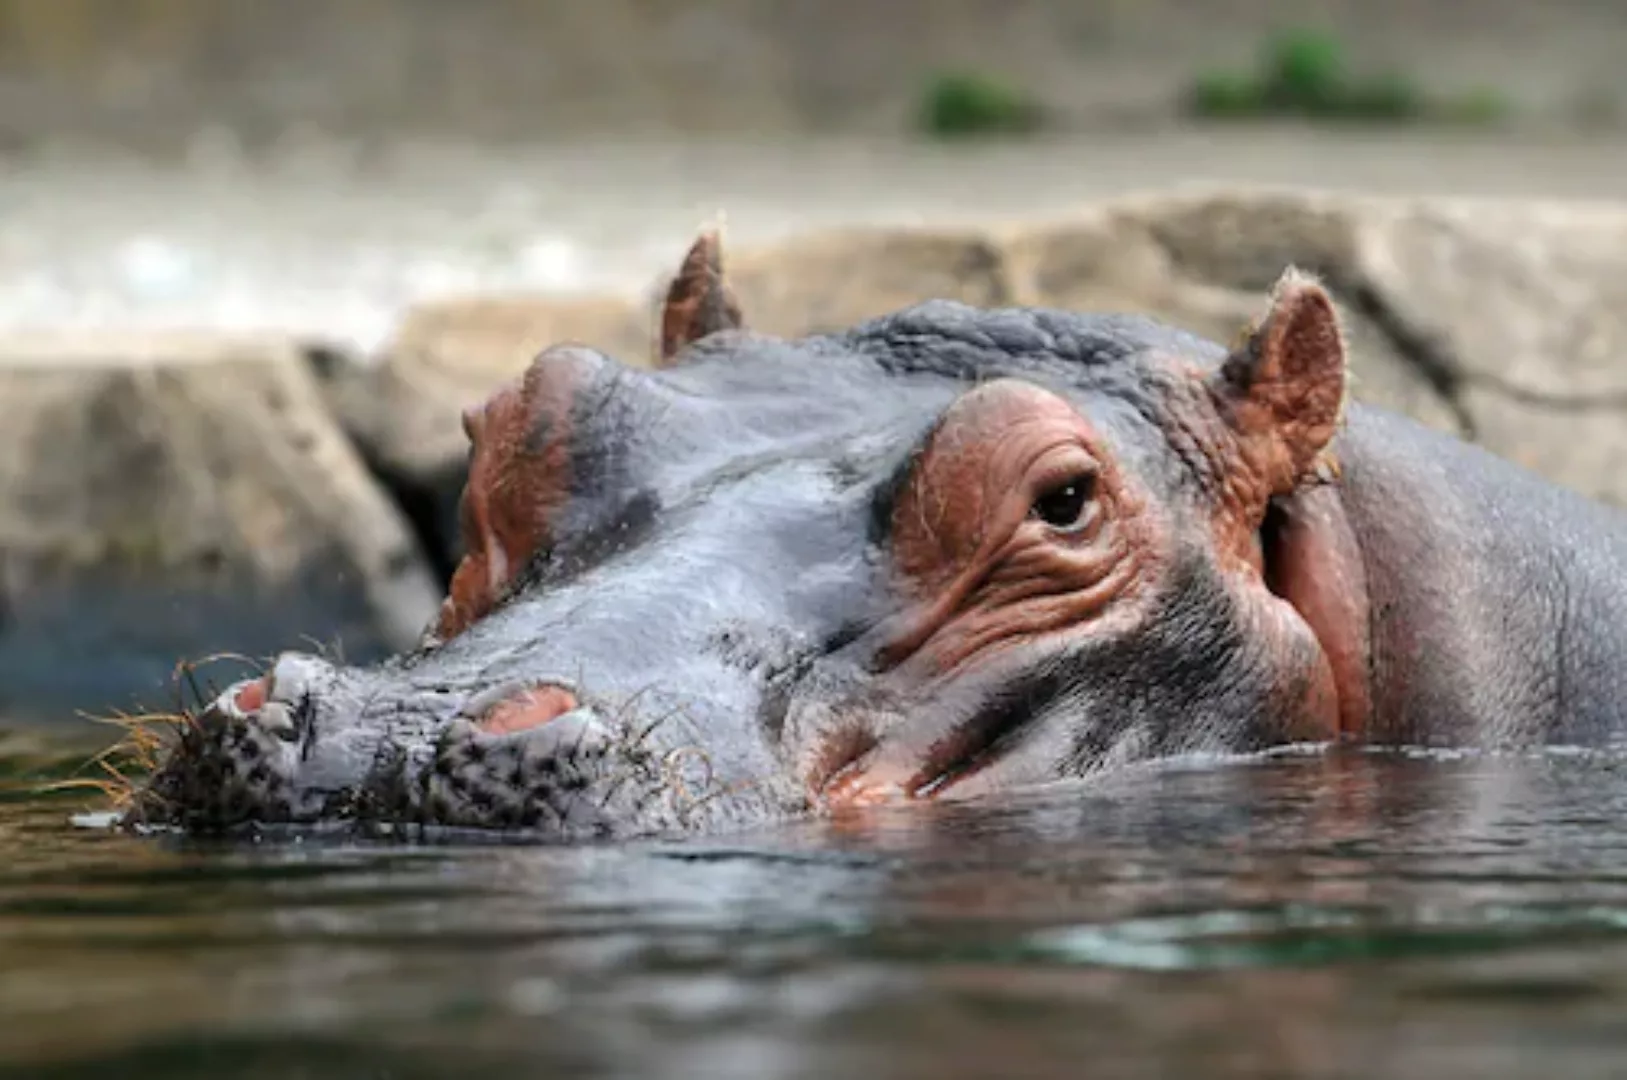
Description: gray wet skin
xmin=133 ymin=275 xmax=1627 ymax=840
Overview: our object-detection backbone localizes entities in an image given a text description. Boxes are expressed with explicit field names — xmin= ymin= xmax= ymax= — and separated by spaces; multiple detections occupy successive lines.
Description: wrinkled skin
xmin=131 ymin=234 xmax=1627 ymax=840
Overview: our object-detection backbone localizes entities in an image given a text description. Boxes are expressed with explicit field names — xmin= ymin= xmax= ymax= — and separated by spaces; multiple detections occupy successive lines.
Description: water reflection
xmin=5 ymin=743 xmax=1627 ymax=1077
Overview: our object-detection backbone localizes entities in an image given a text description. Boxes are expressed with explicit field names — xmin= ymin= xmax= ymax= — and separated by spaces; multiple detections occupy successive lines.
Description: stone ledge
xmin=0 ymin=335 xmax=440 ymax=721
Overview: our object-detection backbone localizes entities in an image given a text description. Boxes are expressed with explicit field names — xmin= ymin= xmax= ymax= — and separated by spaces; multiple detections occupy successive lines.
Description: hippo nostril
xmin=200 ymin=653 xmax=337 ymax=741
xmin=460 ymin=681 xmax=581 ymax=736
xmin=231 ymin=676 xmax=270 ymax=715
xmin=206 ymin=677 xmax=302 ymax=742
xmin=483 ymin=686 xmax=579 ymax=735
xmin=477 ymin=686 xmax=580 ymax=736
xmin=210 ymin=676 xmax=269 ymax=721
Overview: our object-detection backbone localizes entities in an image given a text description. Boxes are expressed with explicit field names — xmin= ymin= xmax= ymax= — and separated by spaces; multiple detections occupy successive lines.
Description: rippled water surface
xmin=6 ymin=734 xmax=1627 ymax=1079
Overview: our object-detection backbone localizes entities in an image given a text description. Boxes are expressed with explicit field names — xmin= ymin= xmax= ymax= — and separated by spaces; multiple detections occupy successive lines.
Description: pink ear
xmin=657 ymin=229 xmax=744 ymax=367
xmin=1212 ymin=268 xmax=1348 ymax=496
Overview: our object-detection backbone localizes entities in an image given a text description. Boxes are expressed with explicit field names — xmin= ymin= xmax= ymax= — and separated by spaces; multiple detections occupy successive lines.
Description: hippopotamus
xmin=128 ymin=232 xmax=1627 ymax=840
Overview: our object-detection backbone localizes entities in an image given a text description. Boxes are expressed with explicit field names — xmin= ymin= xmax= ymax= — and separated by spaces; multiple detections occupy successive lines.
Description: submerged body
xmin=132 ymin=236 xmax=1627 ymax=838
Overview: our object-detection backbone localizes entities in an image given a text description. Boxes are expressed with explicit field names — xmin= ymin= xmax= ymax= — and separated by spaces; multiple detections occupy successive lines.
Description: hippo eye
xmin=1030 ymin=473 xmax=1096 ymax=532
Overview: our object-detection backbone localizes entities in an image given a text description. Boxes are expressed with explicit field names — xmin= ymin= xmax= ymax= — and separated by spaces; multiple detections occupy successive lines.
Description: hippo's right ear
xmin=1210 ymin=268 xmax=1348 ymax=498
xmin=656 ymin=229 xmax=744 ymax=367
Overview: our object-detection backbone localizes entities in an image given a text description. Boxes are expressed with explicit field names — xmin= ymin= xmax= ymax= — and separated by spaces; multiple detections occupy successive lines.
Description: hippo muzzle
xmin=132 ymin=416 xmax=881 ymax=838
xmin=140 ymin=653 xmax=722 ymax=838
xmin=134 ymin=520 xmax=830 ymax=838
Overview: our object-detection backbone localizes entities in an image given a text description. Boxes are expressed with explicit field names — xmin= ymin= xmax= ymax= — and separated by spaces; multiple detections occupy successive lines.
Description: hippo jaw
xmin=130 ymin=238 xmax=1361 ymax=840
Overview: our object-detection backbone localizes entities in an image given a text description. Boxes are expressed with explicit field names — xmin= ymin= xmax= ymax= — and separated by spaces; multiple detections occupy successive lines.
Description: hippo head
xmin=133 ymin=233 xmax=1360 ymax=839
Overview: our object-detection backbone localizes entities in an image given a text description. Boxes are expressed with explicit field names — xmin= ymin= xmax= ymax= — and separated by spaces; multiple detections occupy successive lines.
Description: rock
xmin=1352 ymin=198 xmax=1627 ymax=504
xmin=1353 ymin=199 xmax=1627 ymax=398
xmin=1457 ymin=393 xmax=1627 ymax=509
xmin=725 ymin=228 xmax=1012 ymax=336
xmin=1000 ymin=195 xmax=1466 ymax=438
xmin=0 ymin=334 xmax=441 ymax=723
xmin=1122 ymin=189 xmax=1364 ymax=293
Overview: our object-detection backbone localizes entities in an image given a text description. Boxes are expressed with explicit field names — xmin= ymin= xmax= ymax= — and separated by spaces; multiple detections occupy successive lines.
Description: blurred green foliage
xmin=918 ymin=71 xmax=1044 ymax=138
xmin=1185 ymin=28 xmax=1506 ymax=125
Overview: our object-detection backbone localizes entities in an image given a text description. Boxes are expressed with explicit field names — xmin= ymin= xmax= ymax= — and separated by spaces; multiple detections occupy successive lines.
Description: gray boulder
xmin=0 ymin=334 xmax=440 ymax=723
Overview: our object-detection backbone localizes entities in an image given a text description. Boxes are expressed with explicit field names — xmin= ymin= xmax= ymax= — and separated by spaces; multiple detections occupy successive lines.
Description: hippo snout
xmin=131 ymin=651 xmax=370 ymax=829
xmin=130 ymin=644 xmax=771 ymax=839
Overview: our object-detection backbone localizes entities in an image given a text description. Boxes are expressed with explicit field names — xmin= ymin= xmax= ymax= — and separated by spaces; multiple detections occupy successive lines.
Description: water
xmin=6 ymin=735 xmax=1627 ymax=1079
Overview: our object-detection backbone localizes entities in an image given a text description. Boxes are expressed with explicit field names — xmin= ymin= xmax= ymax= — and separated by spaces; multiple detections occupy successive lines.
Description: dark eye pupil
xmin=1031 ymin=476 xmax=1093 ymax=528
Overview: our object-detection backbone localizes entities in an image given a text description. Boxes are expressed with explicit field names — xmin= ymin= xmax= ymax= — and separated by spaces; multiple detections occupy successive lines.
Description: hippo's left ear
xmin=656 ymin=229 xmax=744 ymax=367
xmin=1210 ymin=268 xmax=1348 ymax=497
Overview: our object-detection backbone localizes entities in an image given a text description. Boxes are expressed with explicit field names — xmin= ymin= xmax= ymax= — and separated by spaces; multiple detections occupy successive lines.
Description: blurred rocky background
xmin=1 ymin=0 xmax=1625 ymax=728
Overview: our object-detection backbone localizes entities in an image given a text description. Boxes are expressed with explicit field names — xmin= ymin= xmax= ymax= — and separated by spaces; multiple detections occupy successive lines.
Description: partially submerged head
xmin=131 ymin=232 xmax=1359 ymax=839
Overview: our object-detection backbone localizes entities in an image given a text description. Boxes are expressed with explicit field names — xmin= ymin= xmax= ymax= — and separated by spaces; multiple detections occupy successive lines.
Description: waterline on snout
xmin=66 ymin=735 xmax=1627 ymax=850
xmin=77 ymin=738 xmax=1337 ymax=840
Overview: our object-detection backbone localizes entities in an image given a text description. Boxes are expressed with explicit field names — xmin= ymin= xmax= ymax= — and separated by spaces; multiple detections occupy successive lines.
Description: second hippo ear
xmin=656 ymin=229 xmax=744 ymax=367
xmin=1209 ymin=268 xmax=1348 ymax=497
